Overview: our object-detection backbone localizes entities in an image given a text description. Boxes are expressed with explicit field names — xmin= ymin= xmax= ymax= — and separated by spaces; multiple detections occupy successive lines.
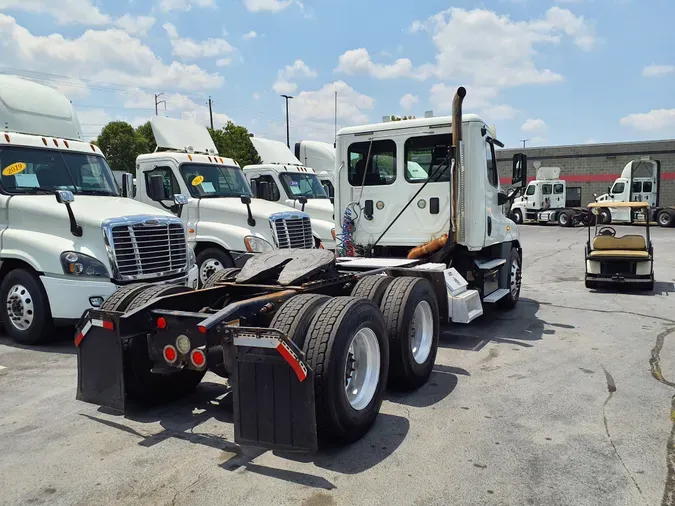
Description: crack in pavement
xmin=525 ymin=238 xmax=583 ymax=269
xmin=600 ymin=364 xmax=643 ymax=496
xmin=170 ymin=468 xmax=210 ymax=506
xmin=649 ymin=326 xmax=675 ymax=506
xmin=538 ymin=302 xmax=675 ymax=324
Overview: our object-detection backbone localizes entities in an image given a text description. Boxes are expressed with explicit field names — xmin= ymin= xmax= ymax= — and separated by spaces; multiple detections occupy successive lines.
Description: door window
xmin=542 ymin=184 xmax=552 ymax=195
xmin=404 ymin=134 xmax=451 ymax=183
xmin=348 ymin=140 xmax=397 ymax=186
xmin=486 ymin=142 xmax=498 ymax=187
xmin=611 ymin=182 xmax=625 ymax=194
xmin=250 ymin=174 xmax=280 ymax=201
xmin=632 ymin=181 xmax=642 ymax=193
xmin=553 ymin=183 xmax=564 ymax=194
xmin=525 ymin=184 xmax=536 ymax=196
xmin=643 ymin=181 xmax=653 ymax=192
xmin=144 ymin=167 xmax=180 ymax=200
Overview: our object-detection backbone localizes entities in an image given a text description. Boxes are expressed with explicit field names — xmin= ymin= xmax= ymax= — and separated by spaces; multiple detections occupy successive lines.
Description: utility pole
xmin=208 ymin=96 xmax=214 ymax=130
xmin=281 ymin=94 xmax=293 ymax=148
xmin=334 ymin=90 xmax=338 ymax=147
xmin=521 ymin=139 xmax=529 ymax=148
xmin=154 ymin=93 xmax=166 ymax=115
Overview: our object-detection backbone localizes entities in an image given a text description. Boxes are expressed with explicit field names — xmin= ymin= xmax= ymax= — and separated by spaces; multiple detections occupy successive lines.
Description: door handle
xmin=487 ymin=216 xmax=492 ymax=236
xmin=364 ymin=199 xmax=374 ymax=220
xmin=430 ymin=198 xmax=439 ymax=215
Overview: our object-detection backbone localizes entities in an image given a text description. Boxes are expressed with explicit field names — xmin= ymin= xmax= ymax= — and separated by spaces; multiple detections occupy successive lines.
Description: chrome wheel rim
xmin=510 ymin=256 xmax=522 ymax=297
xmin=559 ymin=214 xmax=568 ymax=225
xmin=410 ymin=300 xmax=434 ymax=364
xmin=344 ymin=327 xmax=380 ymax=411
xmin=659 ymin=213 xmax=669 ymax=226
xmin=6 ymin=284 xmax=34 ymax=331
xmin=199 ymin=258 xmax=224 ymax=285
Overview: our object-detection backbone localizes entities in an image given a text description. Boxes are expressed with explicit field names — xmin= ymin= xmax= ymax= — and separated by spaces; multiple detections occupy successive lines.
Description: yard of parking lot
xmin=1 ymin=224 xmax=675 ymax=506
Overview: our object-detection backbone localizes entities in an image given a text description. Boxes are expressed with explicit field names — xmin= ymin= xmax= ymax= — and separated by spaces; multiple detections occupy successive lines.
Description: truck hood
xmin=9 ymin=195 xmax=175 ymax=229
xmin=198 ymin=197 xmax=307 ymax=222
xmin=289 ymin=198 xmax=334 ymax=223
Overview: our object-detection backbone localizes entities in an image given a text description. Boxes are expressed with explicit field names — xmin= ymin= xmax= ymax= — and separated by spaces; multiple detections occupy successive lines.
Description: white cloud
xmin=0 ymin=0 xmax=110 ymax=25
xmin=243 ymin=0 xmax=293 ymax=13
xmin=429 ymin=83 xmax=518 ymax=120
xmin=253 ymin=92 xmax=261 ymax=100
xmin=642 ymin=64 xmax=675 ymax=77
xmin=521 ymin=118 xmax=548 ymax=133
xmin=158 ymin=0 xmax=216 ymax=13
xmin=336 ymin=48 xmax=431 ymax=80
xmin=114 ymin=15 xmax=156 ymax=36
xmin=243 ymin=30 xmax=258 ymax=39
xmin=0 ymin=14 xmax=223 ymax=91
xmin=216 ymin=58 xmax=232 ymax=67
xmin=481 ymin=104 xmax=518 ymax=121
xmin=619 ymin=109 xmax=675 ymax=131
xmin=272 ymin=59 xmax=317 ymax=95
xmin=584 ymin=139 xmax=598 ymax=144
xmin=292 ymin=81 xmax=374 ymax=125
xmin=272 ymin=79 xmax=297 ymax=95
xmin=163 ymin=22 xmax=234 ymax=59
xmin=77 ymin=108 xmax=114 ymax=140
xmin=400 ymin=93 xmax=419 ymax=111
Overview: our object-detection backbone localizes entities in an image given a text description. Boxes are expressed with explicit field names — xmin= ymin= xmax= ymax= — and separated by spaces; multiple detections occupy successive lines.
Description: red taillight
xmin=163 ymin=345 xmax=177 ymax=364
xmin=191 ymin=349 xmax=206 ymax=368
xmin=157 ymin=317 xmax=167 ymax=329
xmin=198 ymin=325 xmax=207 ymax=334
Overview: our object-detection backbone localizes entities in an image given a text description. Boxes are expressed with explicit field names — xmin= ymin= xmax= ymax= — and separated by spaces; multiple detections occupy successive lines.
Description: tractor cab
xmin=585 ymin=201 xmax=653 ymax=291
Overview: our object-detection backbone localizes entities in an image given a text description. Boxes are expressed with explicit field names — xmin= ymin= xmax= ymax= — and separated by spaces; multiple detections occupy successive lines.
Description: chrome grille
xmin=269 ymin=212 xmax=314 ymax=249
xmin=104 ymin=216 xmax=188 ymax=281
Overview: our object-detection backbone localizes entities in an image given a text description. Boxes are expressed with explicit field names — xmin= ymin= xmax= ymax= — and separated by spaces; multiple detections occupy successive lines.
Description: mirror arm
xmin=66 ymin=204 xmax=83 ymax=237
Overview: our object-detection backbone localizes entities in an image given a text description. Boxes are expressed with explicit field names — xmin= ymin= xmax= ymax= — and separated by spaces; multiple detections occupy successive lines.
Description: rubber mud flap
xmin=75 ymin=311 xmax=127 ymax=414
xmin=233 ymin=346 xmax=317 ymax=452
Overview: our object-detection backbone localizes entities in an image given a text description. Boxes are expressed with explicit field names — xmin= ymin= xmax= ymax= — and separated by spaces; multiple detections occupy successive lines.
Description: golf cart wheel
xmin=121 ymin=284 xmax=205 ymax=400
xmin=269 ymin=293 xmax=331 ymax=349
xmin=497 ymin=248 xmax=522 ymax=310
xmin=351 ymin=275 xmax=395 ymax=306
xmin=598 ymin=208 xmax=612 ymax=225
xmin=202 ymin=268 xmax=241 ymax=289
xmin=511 ymin=209 xmax=523 ymax=224
xmin=380 ymin=277 xmax=440 ymax=390
xmin=197 ymin=247 xmax=235 ymax=288
xmin=585 ymin=279 xmax=599 ymax=290
xmin=100 ymin=283 xmax=149 ymax=312
xmin=0 ymin=268 xmax=53 ymax=345
xmin=304 ymin=296 xmax=389 ymax=443
xmin=657 ymin=209 xmax=674 ymax=228
xmin=558 ymin=211 xmax=573 ymax=227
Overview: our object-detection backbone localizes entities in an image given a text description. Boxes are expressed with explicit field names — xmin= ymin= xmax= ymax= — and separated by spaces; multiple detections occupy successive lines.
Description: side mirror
xmin=298 ymin=195 xmax=307 ymax=212
xmin=497 ymin=192 xmax=509 ymax=206
xmin=148 ymin=174 xmax=168 ymax=201
xmin=607 ymin=186 xmax=611 ymax=194
xmin=173 ymin=194 xmax=188 ymax=206
xmin=55 ymin=190 xmax=75 ymax=204
xmin=240 ymin=195 xmax=255 ymax=226
xmin=121 ymin=172 xmax=134 ymax=198
xmin=240 ymin=195 xmax=252 ymax=205
xmin=512 ymin=153 xmax=528 ymax=187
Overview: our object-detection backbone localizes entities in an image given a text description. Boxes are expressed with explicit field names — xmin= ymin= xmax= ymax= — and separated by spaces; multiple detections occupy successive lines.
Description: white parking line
xmin=0 ymin=366 xmax=6 ymax=371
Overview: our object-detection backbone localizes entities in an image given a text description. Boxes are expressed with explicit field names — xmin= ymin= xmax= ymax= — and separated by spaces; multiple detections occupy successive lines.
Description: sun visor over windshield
xmin=250 ymin=137 xmax=303 ymax=165
xmin=150 ymin=116 xmax=218 ymax=155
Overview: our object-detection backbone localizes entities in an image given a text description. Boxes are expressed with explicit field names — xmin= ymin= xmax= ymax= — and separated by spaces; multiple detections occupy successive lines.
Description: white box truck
xmin=0 ymin=75 xmax=198 ymax=344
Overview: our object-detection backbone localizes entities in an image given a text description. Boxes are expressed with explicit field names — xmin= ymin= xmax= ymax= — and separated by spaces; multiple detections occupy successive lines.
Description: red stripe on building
xmin=500 ymin=173 xmax=675 ymax=185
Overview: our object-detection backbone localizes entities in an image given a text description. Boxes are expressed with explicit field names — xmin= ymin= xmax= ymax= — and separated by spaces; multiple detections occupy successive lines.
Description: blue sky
xmin=0 ymin=0 xmax=673 ymax=149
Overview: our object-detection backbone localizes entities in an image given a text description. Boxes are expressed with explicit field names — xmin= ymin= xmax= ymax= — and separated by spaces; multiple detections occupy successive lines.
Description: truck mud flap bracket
xmin=230 ymin=327 xmax=317 ymax=453
xmin=75 ymin=310 xmax=127 ymax=415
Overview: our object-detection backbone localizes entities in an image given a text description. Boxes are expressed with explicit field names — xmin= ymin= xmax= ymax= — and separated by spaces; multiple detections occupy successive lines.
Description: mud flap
xmin=75 ymin=310 xmax=127 ymax=414
xmin=231 ymin=327 xmax=317 ymax=453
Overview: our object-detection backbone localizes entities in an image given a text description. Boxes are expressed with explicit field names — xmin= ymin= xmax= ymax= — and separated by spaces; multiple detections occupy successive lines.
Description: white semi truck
xmin=75 ymin=86 xmax=528 ymax=453
xmin=243 ymin=137 xmax=336 ymax=248
xmin=594 ymin=158 xmax=675 ymax=227
xmin=133 ymin=116 xmax=319 ymax=287
xmin=508 ymin=166 xmax=593 ymax=227
xmin=0 ymin=75 xmax=198 ymax=344
xmin=295 ymin=140 xmax=336 ymax=200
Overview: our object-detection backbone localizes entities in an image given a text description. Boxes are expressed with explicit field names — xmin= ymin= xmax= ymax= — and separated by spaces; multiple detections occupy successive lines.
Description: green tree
xmin=390 ymin=115 xmax=416 ymax=122
xmin=95 ymin=121 xmax=148 ymax=174
xmin=135 ymin=121 xmax=157 ymax=153
xmin=209 ymin=121 xmax=262 ymax=167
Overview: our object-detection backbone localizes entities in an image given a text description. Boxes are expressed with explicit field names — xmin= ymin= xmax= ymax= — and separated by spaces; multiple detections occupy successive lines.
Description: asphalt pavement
xmin=1 ymin=224 xmax=674 ymax=506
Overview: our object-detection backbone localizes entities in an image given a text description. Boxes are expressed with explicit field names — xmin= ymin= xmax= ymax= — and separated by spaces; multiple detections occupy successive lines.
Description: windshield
xmin=0 ymin=146 xmax=119 ymax=196
xmin=179 ymin=163 xmax=253 ymax=198
xmin=279 ymin=172 xmax=328 ymax=199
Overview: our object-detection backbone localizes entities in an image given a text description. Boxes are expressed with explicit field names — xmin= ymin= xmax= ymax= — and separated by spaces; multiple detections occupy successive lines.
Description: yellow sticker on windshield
xmin=2 ymin=162 xmax=26 ymax=176
xmin=191 ymin=175 xmax=204 ymax=186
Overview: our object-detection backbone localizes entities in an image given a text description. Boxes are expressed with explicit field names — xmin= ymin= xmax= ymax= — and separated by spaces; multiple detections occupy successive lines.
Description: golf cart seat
xmin=589 ymin=234 xmax=649 ymax=258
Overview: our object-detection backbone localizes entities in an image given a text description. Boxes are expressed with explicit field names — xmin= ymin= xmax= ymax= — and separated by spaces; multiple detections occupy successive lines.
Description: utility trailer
xmin=75 ymin=86 xmax=528 ymax=452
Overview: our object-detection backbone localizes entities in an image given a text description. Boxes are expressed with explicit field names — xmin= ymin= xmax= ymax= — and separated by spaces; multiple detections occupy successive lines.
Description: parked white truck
xmin=295 ymin=140 xmax=336 ymax=200
xmin=134 ymin=117 xmax=318 ymax=286
xmin=594 ymin=158 xmax=675 ymax=227
xmin=0 ymin=75 xmax=198 ymax=344
xmin=509 ymin=166 xmax=592 ymax=227
xmin=243 ymin=137 xmax=335 ymax=248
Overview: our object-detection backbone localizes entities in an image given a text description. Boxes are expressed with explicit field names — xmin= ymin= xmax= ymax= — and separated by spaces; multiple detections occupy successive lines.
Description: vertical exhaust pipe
xmin=451 ymin=87 xmax=466 ymax=242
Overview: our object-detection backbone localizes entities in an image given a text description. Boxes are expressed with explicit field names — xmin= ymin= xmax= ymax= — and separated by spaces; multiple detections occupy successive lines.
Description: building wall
xmin=496 ymin=139 xmax=675 ymax=206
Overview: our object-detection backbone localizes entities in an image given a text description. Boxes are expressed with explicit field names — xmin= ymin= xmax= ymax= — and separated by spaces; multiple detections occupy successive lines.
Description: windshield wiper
xmin=77 ymin=189 xmax=117 ymax=196
xmin=7 ymin=188 xmax=55 ymax=195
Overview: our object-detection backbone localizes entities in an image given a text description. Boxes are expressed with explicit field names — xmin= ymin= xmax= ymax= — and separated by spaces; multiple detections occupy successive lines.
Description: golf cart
xmin=585 ymin=201 xmax=654 ymax=290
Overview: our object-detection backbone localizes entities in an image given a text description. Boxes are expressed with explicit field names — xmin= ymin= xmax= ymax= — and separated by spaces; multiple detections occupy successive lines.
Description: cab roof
xmin=336 ymin=113 xmax=484 ymax=137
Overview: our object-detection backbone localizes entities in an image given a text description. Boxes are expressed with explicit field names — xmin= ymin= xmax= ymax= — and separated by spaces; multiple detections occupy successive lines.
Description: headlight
xmin=60 ymin=251 xmax=108 ymax=277
xmin=244 ymin=236 xmax=274 ymax=253
xmin=187 ymin=244 xmax=196 ymax=267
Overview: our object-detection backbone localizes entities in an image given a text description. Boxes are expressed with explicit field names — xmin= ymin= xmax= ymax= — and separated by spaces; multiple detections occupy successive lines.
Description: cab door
xmin=607 ymin=179 xmax=631 ymax=221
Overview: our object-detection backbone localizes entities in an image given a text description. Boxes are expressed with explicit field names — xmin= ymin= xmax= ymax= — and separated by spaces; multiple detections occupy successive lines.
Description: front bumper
xmin=41 ymin=265 xmax=199 ymax=320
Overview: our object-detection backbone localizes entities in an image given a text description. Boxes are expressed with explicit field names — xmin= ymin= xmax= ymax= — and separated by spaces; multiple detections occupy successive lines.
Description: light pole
xmin=281 ymin=94 xmax=293 ymax=148
xmin=521 ymin=139 xmax=530 ymax=148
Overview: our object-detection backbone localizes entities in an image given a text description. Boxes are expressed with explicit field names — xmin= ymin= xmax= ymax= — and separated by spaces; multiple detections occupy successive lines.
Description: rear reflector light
xmin=163 ymin=345 xmax=178 ymax=364
xmin=190 ymin=349 xmax=206 ymax=368
xmin=197 ymin=325 xmax=207 ymax=334
xmin=157 ymin=317 xmax=167 ymax=329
